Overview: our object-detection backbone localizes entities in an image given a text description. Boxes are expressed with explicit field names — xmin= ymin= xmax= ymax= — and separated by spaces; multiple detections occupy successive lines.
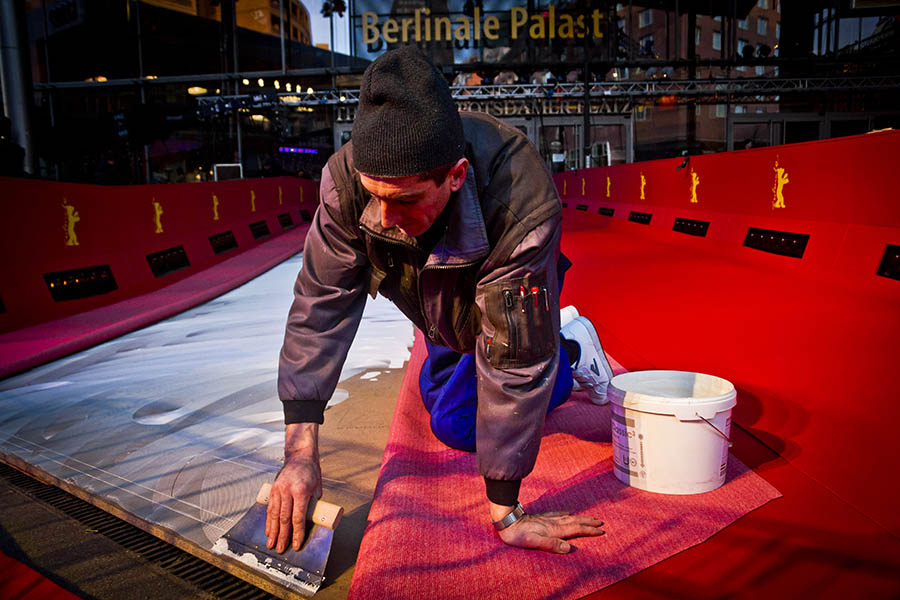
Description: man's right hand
xmin=265 ymin=422 xmax=322 ymax=553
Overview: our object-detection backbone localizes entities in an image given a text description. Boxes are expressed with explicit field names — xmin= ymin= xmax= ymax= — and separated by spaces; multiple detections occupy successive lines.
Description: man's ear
xmin=448 ymin=157 xmax=469 ymax=192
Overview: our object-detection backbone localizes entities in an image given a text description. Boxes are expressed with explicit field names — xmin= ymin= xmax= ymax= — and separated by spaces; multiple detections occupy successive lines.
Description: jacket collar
xmin=358 ymin=166 xmax=490 ymax=267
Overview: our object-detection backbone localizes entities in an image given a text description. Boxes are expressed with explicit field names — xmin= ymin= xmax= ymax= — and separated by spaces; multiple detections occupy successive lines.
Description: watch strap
xmin=492 ymin=502 xmax=526 ymax=531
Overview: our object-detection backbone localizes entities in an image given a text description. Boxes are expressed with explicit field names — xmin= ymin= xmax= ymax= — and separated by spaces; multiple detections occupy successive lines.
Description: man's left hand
xmin=494 ymin=508 xmax=605 ymax=553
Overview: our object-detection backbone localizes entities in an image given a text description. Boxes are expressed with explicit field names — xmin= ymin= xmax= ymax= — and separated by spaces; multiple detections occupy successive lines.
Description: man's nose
xmin=380 ymin=200 xmax=401 ymax=229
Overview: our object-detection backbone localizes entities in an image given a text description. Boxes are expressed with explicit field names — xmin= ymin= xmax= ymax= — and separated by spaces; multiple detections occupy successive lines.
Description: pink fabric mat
xmin=348 ymin=332 xmax=781 ymax=600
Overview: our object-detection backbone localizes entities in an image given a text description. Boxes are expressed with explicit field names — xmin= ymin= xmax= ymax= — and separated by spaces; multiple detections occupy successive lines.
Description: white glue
xmin=608 ymin=370 xmax=736 ymax=495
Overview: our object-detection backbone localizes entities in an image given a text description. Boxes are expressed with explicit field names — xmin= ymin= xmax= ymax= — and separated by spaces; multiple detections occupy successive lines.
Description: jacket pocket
xmin=368 ymin=266 xmax=386 ymax=299
xmin=482 ymin=273 xmax=554 ymax=369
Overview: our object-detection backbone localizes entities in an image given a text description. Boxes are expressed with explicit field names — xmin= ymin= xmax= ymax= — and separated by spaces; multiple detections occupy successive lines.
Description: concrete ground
xmin=0 ymin=366 xmax=405 ymax=600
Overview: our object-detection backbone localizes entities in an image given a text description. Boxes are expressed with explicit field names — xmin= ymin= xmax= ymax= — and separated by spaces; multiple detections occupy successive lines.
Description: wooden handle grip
xmin=256 ymin=483 xmax=344 ymax=530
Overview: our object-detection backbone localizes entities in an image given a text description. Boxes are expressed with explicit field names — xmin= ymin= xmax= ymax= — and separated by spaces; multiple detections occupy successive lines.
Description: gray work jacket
xmin=278 ymin=112 xmax=563 ymax=501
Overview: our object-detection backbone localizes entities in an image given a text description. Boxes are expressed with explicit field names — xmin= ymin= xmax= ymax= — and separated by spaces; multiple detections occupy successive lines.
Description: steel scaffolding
xmin=194 ymin=75 xmax=900 ymax=111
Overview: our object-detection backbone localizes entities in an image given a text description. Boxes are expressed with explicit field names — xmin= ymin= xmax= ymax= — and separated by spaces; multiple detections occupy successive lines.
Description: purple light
xmin=279 ymin=146 xmax=318 ymax=154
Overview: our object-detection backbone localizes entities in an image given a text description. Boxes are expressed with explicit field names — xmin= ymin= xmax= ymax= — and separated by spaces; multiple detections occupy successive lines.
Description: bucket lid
xmin=609 ymin=370 xmax=736 ymax=420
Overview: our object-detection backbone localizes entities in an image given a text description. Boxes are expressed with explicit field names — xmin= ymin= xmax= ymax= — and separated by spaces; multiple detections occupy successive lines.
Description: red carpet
xmin=0 ymin=551 xmax=81 ymax=600
xmin=559 ymin=215 xmax=900 ymax=537
xmin=348 ymin=332 xmax=780 ymax=600
xmin=0 ymin=225 xmax=308 ymax=379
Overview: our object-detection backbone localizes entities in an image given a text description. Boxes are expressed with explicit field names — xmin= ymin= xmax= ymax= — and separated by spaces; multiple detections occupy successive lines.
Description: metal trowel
xmin=212 ymin=482 xmax=343 ymax=597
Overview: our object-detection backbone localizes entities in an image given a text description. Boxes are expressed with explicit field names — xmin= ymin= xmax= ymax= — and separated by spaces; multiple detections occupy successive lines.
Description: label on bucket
xmin=611 ymin=410 xmax=647 ymax=482
xmin=611 ymin=404 xmax=731 ymax=495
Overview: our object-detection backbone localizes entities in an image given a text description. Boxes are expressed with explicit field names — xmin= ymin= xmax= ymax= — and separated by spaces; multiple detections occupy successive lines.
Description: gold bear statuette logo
xmin=153 ymin=198 xmax=164 ymax=233
xmin=63 ymin=198 xmax=80 ymax=246
xmin=772 ymin=159 xmax=789 ymax=209
xmin=690 ymin=169 xmax=700 ymax=204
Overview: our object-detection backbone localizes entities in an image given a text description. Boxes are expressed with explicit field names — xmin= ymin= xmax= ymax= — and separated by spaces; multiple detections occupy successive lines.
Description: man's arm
xmin=268 ymin=164 xmax=368 ymax=552
xmin=475 ymin=219 xmax=605 ymax=552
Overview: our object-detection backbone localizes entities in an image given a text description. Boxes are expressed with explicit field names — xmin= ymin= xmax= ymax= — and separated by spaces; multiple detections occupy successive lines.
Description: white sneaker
xmin=561 ymin=316 xmax=614 ymax=405
xmin=559 ymin=305 xmax=582 ymax=391
xmin=560 ymin=305 xmax=579 ymax=328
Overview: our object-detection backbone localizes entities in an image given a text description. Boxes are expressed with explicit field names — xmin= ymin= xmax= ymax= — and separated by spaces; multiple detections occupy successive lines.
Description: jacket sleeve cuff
xmin=282 ymin=399 xmax=329 ymax=424
xmin=484 ymin=478 xmax=521 ymax=506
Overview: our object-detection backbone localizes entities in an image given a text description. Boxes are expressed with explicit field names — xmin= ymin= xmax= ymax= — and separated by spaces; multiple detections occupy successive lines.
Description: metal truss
xmin=196 ymin=75 xmax=899 ymax=110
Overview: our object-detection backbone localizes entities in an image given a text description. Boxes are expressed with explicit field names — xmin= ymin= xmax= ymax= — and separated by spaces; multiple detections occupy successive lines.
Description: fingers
xmin=275 ymin=491 xmax=294 ymax=554
xmin=550 ymin=515 xmax=606 ymax=540
xmin=265 ymin=489 xmax=280 ymax=549
xmin=292 ymin=495 xmax=309 ymax=551
xmin=521 ymin=531 xmax=572 ymax=554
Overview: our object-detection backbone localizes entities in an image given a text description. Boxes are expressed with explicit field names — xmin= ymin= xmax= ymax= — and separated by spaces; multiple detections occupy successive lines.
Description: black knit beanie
xmin=352 ymin=46 xmax=465 ymax=178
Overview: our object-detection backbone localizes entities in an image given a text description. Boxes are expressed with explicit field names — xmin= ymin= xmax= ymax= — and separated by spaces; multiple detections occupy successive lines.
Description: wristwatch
xmin=492 ymin=502 xmax=526 ymax=531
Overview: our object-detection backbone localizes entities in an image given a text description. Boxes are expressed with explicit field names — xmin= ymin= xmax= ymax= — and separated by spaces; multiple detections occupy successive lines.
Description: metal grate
xmin=598 ymin=207 xmax=615 ymax=217
xmin=43 ymin=265 xmax=119 ymax=301
xmin=299 ymin=209 xmax=313 ymax=223
xmin=628 ymin=211 xmax=652 ymax=225
xmin=744 ymin=227 xmax=809 ymax=259
xmin=0 ymin=463 xmax=277 ymax=600
xmin=576 ymin=204 xmax=588 ymax=211
xmin=209 ymin=231 xmax=239 ymax=255
xmin=249 ymin=221 xmax=271 ymax=240
xmin=673 ymin=217 xmax=710 ymax=237
xmin=277 ymin=213 xmax=294 ymax=230
xmin=146 ymin=246 xmax=191 ymax=277
xmin=877 ymin=244 xmax=900 ymax=281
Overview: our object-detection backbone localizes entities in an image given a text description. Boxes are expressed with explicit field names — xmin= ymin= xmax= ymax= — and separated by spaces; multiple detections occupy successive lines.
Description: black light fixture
xmin=742 ymin=44 xmax=755 ymax=60
xmin=758 ymin=43 xmax=772 ymax=58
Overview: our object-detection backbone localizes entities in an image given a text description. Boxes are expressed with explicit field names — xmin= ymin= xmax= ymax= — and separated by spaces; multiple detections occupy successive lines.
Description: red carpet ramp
xmin=348 ymin=332 xmax=780 ymax=600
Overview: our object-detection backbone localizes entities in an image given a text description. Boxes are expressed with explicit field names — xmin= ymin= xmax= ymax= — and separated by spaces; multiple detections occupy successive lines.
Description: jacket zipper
xmin=503 ymin=289 xmax=516 ymax=362
xmin=360 ymin=224 xmax=482 ymax=340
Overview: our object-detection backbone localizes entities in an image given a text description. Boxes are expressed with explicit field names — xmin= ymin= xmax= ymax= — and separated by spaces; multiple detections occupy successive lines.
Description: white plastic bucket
xmin=608 ymin=370 xmax=737 ymax=495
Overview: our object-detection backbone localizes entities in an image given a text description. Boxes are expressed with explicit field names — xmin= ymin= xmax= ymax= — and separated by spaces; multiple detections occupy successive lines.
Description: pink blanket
xmin=349 ymin=334 xmax=781 ymax=600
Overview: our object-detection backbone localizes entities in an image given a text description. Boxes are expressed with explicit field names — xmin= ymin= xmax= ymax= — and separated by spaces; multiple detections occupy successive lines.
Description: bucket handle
xmin=697 ymin=414 xmax=733 ymax=448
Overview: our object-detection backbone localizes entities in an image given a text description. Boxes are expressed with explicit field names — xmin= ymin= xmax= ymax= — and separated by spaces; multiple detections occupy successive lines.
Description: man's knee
xmin=429 ymin=412 xmax=476 ymax=453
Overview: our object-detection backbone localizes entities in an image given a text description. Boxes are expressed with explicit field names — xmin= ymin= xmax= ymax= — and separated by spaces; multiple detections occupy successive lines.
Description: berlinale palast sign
xmin=361 ymin=6 xmax=606 ymax=45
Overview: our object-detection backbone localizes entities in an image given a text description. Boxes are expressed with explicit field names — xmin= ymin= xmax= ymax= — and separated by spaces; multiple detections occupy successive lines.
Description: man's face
xmin=359 ymin=159 xmax=468 ymax=238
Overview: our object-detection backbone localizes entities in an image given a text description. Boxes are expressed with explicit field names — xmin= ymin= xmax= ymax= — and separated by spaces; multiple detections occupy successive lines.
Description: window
xmin=639 ymin=10 xmax=652 ymax=28
xmin=738 ymin=39 xmax=749 ymax=54
xmin=714 ymin=16 xmax=722 ymax=22
xmin=696 ymin=27 xmax=701 ymax=46
xmin=618 ymin=18 xmax=625 ymax=31
xmin=776 ymin=23 xmax=780 ymax=38
xmin=738 ymin=18 xmax=748 ymax=30
xmin=291 ymin=26 xmax=298 ymax=39
xmin=713 ymin=31 xmax=721 ymax=50
xmin=634 ymin=105 xmax=650 ymax=121
xmin=735 ymin=105 xmax=745 ymax=114
xmin=757 ymin=106 xmax=766 ymax=113
xmin=756 ymin=65 xmax=765 ymax=75
xmin=714 ymin=104 xmax=726 ymax=118
xmin=758 ymin=16 xmax=768 ymax=35
xmin=758 ymin=0 xmax=768 ymax=8
xmin=271 ymin=14 xmax=281 ymax=33
xmin=641 ymin=34 xmax=654 ymax=55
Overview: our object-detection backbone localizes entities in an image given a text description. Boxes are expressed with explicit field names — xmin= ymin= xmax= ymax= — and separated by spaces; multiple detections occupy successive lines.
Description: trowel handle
xmin=256 ymin=483 xmax=344 ymax=530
